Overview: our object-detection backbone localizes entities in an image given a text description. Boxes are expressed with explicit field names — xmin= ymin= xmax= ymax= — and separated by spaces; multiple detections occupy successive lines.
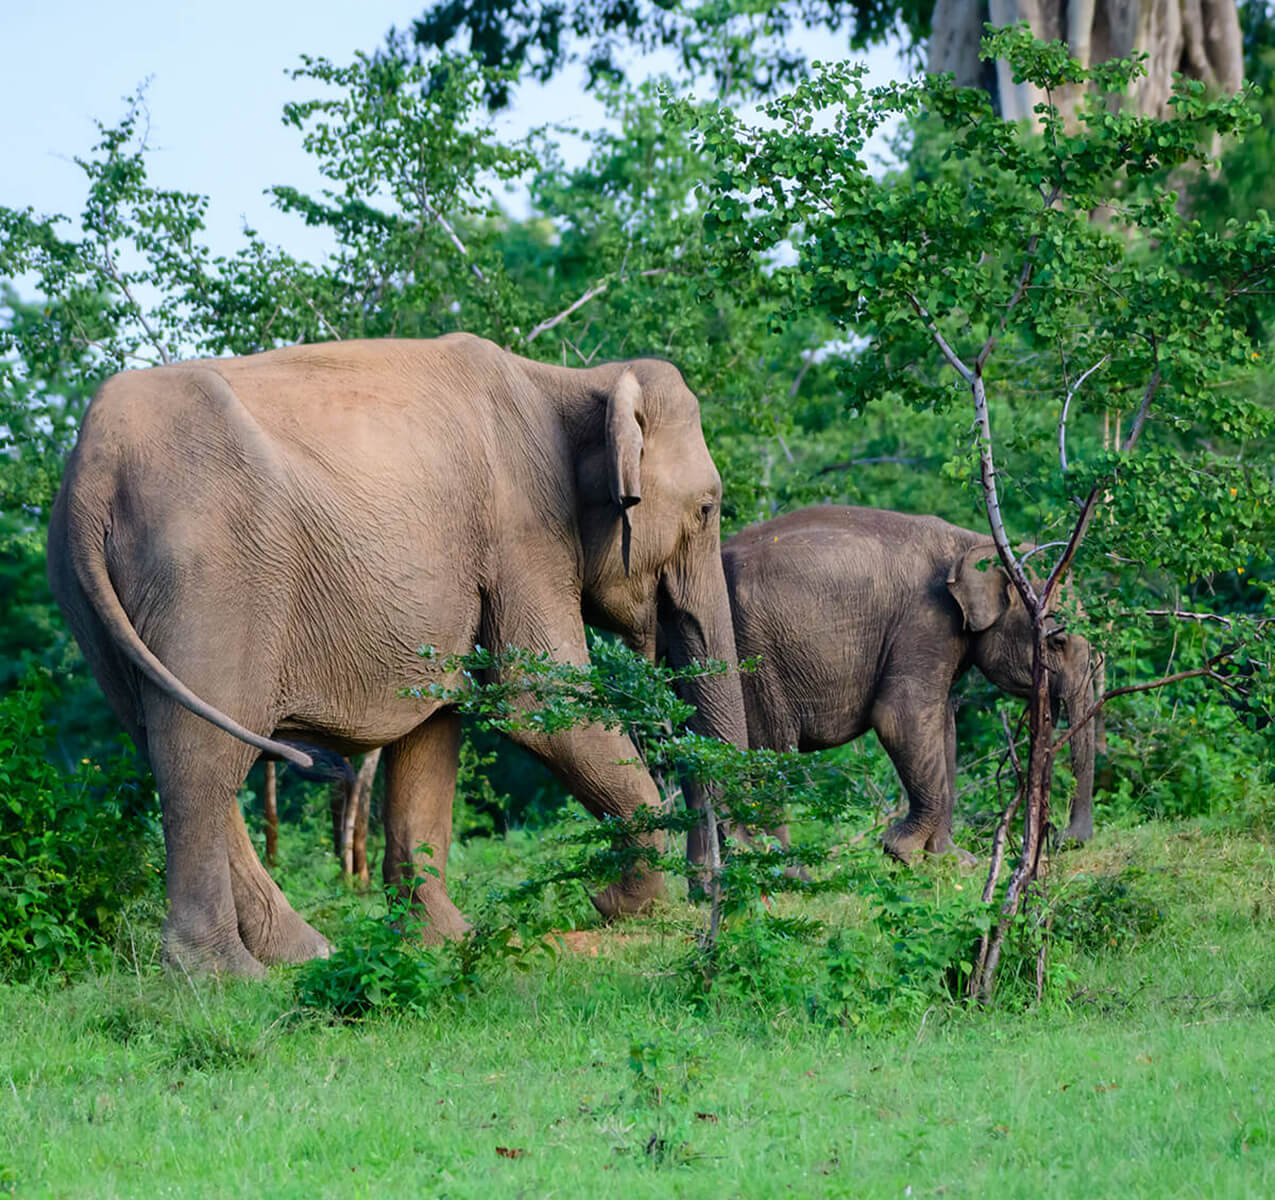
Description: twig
xmin=524 ymin=268 xmax=670 ymax=344
xmin=525 ymin=279 xmax=609 ymax=342
xmin=1044 ymin=355 xmax=1162 ymax=609
xmin=1052 ymin=664 xmax=1228 ymax=752
xmin=982 ymin=712 xmax=1025 ymax=906
xmin=99 ymin=253 xmax=172 ymax=364
xmin=291 ymin=282 xmax=341 ymax=342
xmin=1141 ymin=609 xmax=1273 ymax=630
xmin=424 ymin=200 xmax=486 ymax=284
xmin=1058 ymin=353 xmax=1109 ymax=471
xmin=969 ymin=712 xmax=1027 ymax=997
xmin=788 ymin=354 xmax=815 ymax=399
xmin=904 ymin=292 xmax=972 ymax=382
xmin=904 ymin=289 xmax=1036 ymax=612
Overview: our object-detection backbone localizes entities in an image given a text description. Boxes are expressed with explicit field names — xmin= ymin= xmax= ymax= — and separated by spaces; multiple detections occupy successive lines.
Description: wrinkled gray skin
xmin=693 ymin=506 xmax=1097 ymax=865
xmin=47 ymin=334 xmax=747 ymax=977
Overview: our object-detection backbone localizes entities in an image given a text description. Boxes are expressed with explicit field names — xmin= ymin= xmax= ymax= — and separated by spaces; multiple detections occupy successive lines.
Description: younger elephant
xmin=714 ymin=506 xmax=1098 ymax=863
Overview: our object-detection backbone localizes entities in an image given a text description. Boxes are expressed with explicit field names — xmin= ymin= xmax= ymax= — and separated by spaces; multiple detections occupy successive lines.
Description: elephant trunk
xmin=1055 ymin=653 xmax=1096 ymax=843
xmin=659 ymin=555 xmax=749 ymax=869
xmin=659 ymin=561 xmax=748 ymax=750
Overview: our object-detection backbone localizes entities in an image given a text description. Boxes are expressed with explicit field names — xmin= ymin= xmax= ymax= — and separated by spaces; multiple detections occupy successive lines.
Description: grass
xmin=2 ymin=817 xmax=1274 ymax=1197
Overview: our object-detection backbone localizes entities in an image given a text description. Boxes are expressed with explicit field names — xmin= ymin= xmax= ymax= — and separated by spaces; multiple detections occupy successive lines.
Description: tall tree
xmin=930 ymin=0 xmax=1243 ymax=118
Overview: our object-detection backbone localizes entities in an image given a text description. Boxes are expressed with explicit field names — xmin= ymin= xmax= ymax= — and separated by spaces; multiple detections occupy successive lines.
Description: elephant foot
xmin=924 ymin=832 xmax=979 ymax=870
xmin=412 ymin=890 xmax=472 ymax=945
xmin=240 ymin=903 xmax=332 ymax=965
xmin=881 ymin=821 xmax=928 ymax=865
xmin=231 ymin=862 xmax=331 ymax=965
xmin=1057 ymin=816 xmax=1094 ymax=846
xmin=162 ymin=918 xmax=267 ymax=980
xmin=591 ymin=870 xmax=665 ymax=921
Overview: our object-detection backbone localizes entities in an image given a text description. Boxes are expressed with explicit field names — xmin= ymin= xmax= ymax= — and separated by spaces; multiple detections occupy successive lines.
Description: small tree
xmin=679 ymin=27 xmax=1275 ymax=996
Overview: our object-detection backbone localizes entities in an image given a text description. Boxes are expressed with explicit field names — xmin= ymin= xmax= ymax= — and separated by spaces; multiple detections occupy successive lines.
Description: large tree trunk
xmin=929 ymin=0 xmax=1243 ymax=119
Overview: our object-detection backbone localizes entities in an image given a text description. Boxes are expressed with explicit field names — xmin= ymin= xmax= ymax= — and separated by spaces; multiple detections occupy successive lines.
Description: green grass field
xmin=3 ymin=819 xmax=1274 ymax=1198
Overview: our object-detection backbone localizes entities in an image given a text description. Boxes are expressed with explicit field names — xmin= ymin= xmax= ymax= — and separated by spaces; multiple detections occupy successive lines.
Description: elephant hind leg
xmin=226 ymin=802 xmax=331 ymax=964
xmin=144 ymin=697 xmax=266 ymax=978
xmin=382 ymin=711 xmax=470 ymax=943
xmin=875 ymin=699 xmax=973 ymax=865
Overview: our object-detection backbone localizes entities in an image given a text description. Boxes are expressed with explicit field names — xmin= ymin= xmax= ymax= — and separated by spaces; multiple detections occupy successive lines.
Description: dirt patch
xmin=548 ymin=929 xmax=638 ymax=956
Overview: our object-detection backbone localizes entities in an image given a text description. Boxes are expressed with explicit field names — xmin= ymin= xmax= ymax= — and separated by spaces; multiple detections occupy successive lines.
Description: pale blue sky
xmin=5 ymin=1 xmax=900 ymax=264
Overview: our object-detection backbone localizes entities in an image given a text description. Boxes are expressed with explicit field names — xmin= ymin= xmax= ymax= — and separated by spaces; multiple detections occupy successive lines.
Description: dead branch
xmin=1052 ymin=662 xmax=1232 ymax=753
xmin=524 ymin=267 xmax=670 ymax=345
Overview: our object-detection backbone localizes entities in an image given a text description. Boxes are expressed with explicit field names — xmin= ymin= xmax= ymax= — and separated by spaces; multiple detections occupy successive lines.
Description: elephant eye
xmin=1047 ymin=630 xmax=1068 ymax=649
xmin=699 ymin=501 xmax=716 ymax=524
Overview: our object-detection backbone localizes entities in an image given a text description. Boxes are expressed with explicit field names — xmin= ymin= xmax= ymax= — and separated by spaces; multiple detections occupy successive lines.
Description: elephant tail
xmin=65 ymin=499 xmax=314 ymax=770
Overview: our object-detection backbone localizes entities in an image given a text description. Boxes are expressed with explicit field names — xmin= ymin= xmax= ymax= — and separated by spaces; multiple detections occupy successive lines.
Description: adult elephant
xmin=47 ymin=334 xmax=747 ymax=977
xmin=695 ymin=506 xmax=1098 ymax=866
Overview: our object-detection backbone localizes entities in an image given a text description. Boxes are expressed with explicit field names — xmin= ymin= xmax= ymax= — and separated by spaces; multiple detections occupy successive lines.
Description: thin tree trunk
xmin=974 ymin=634 xmax=1055 ymax=1001
xmin=343 ymin=748 xmax=380 ymax=886
xmin=263 ymin=760 xmax=279 ymax=868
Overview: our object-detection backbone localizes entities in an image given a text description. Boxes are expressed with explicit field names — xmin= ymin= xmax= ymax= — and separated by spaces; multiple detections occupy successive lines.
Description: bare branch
xmin=423 ymin=201 xmax=486 ymax=284
xmin=525 ymin=279 xmax=609 ymax=343
xmin=1142 ymin=608 xmax=1274 ymax=630
xmin=1019 ymin=541 xmax=1070 ymax=566
xmin=523 ymin=267 xmax=670 ymax=345
xmin=99 ymin=254 xmax=172 ymax=365
xmin=1052 ymin=664 xmax=1226 ymax=753
xmin=972 ymin=371 xmax=1039 ymax=612
xmin=1120 ymin=362 xmax=1162 ymax=454
xmin=903 ymin=292 xmax=1034 ymax=609
xmin=1043 ymin=359 xmax=1161 ymax=609
xmin=1059 ymin=353 xmax=1109 ymax=472
xmin=904 ymin=292 xmax=973 ymax=382
xmin=286 ymin=278 xmax=341 ymax=342
xmin=981 ymin=712 xmax=1026 ymax=905
xmin=788 ymin=353 xmax=815 ymax=399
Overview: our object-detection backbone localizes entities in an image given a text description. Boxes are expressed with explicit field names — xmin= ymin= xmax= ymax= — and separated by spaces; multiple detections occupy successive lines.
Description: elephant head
xmin=575 ymin=362 xmax=748 ymax=749
xmin=946 ymin=543 xmax=1097 ymax=840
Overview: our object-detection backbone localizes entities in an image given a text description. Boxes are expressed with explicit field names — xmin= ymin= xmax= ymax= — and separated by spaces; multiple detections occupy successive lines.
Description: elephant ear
xmin=946 ymin=544 xmax=1011 ymax=632
xmin=606 ymin=369 xmax=644 ymax=509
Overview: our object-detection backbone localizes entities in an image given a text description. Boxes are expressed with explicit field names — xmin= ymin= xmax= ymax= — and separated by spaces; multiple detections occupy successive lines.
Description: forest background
xmin=2 ymin=1 xmax=1275 ymax=1192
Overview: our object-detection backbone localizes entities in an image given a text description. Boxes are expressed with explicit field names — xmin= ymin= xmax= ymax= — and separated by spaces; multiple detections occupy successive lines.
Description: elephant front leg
xmin=382 ymin=711 xmax=471 ymax=943
xmin=875 ymin=699 xmax=974 ymax=865
xmin=510 ymin=722 xmax=667 ymax=919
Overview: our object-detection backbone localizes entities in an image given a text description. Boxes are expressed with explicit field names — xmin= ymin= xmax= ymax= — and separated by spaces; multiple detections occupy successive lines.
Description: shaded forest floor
xmin=2 ymin=816 xmax=1274 ymax=1197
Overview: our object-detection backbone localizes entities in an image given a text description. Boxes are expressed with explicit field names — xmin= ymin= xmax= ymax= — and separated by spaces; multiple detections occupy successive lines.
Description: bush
xmin=0 ymin=668 xmax=159 ymax=978
xmin=295 ymin=886 xmax=547 ymax=1019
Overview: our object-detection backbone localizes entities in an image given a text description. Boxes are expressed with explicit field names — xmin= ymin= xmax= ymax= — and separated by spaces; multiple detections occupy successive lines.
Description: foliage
xmin=2 ymin=11 xmax=1274 ymax=1001
xmin=0 ymin=670 xmax=159 ymax=979
xmin=409 ymin=0 xmax=937 ymax=108
xmin=295 ymin=874 xmax=548 ymax=1019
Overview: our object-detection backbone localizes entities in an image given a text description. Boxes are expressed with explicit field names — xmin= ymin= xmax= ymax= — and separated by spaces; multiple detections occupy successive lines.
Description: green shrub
xmin=295 ymin=885 xmax=547 ymax=1019
xmin=0 ymin=668 xmax=159 ymax=978
xmin=1051 ymin=868 xmax=1164 ymax=954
